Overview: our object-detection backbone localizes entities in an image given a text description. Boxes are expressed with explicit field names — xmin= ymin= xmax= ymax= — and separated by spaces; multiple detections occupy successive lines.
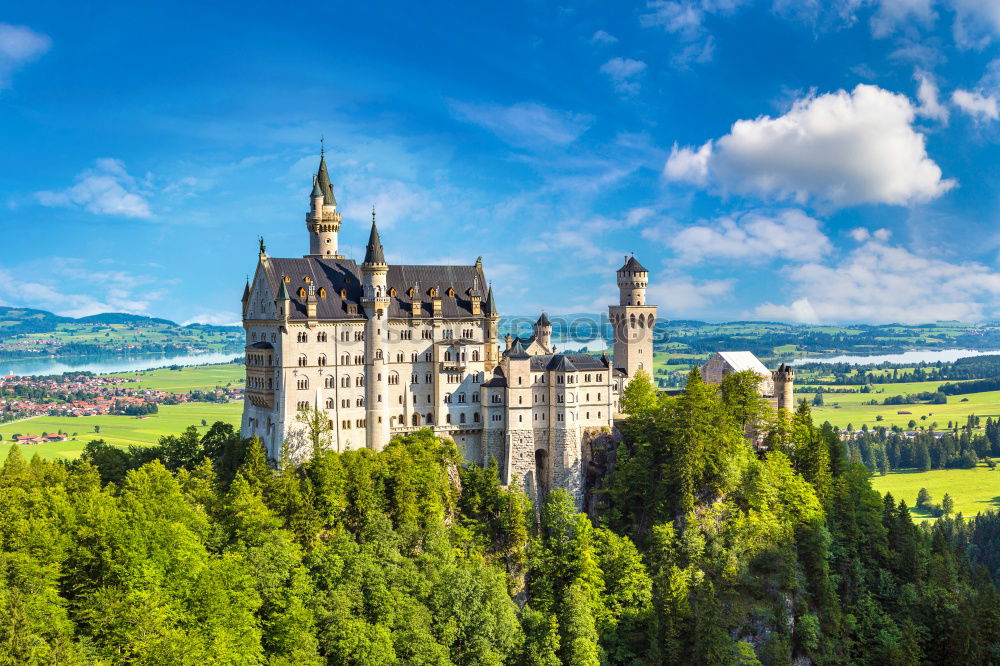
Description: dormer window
xmin=430 ymin=287 xmax=438 ymax=297
xmin=283 ymin=275 xmax=291 ymax=282
xmin=408 ymin=287 xmax=415 ymax=298
xmin=298 ymin=287 xmax=307 ymax=298
xmin=340 ymin=288 xmax=347 ymax=299
xmin=447 ymin=287 xmax=455 ymax=297
xmin=303 ymin=276 xmax=311 ymax=283
xmin=389 ymin=287 xmax=397 ymax=297
xmin=318 ymin=288 xmax=327 ymax=298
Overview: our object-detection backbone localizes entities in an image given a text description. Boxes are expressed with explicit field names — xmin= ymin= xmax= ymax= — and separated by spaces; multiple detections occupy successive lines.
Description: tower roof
xmin=536 ymin=312 xmax=551 ymax=327
xmin=619 ymin=255 xmax=647 ymax=273
xmin=507 ymin=338 xmax=530 ymax=359
xmin=316 ymin=153 xmax=337 ymax=206
xmin=363 ymin=217 xmax=386 ymax=265
xmin=276 ymin=280 xmax=290 ymax=301
xmin=484 ymin=285 xmax=496 ymax=315
xmin=546 ymin=354 xmax=577 ymax=372
xmin=310 ymin=175 xmax=323 ymax=198
xmin=241 ymin=279 xmax=250 ymax=303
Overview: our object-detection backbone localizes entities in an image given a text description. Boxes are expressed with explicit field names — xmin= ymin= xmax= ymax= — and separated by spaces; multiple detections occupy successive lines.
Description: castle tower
xmin=608 ymin=256 xmax=658 ymax=383
xmin=484 ymin=285 xmax=500 ymax=371
xmin=361 ymin=212 xmax=390 ymax=451
xmin=534 ymin=313 xmax=552 ymax=352
xmin=306 ymin=149 xmax=343 ymax=258
xmin=773 ymin=363 xmax=795 ymax=412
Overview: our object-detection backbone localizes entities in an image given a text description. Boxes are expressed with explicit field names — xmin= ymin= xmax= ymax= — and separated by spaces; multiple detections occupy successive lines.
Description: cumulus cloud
xmin=661 ymin=209 xmax=833 ymax=264
xmin=0 ymin=23 xmax=50 ymax=88
xmin=951 ymin=89 xmax=999 ymax=121
xmin=340 ymin=177 xmax=441 ymax=230
xmin=664 ymin=84 xmax=956 ymax=207
xmin=36 ymin=158 xmax=152 ymax=218
xmin=869 ymin=0 xmax=936 ymax=38
xmin=600 ymin=57 xmax=647 ymax=95
xmin=590 ymin=30 xmax=618 ymax=44
xmin=753 ymin=237 xmax=1000 ymax=324
xmin=914 ymin=70 xmax=949 ymax=122
xmin=0 ymin=263 xmax=160 ymax=318
xmin=450 ymin=100 xmax=593 ymax=149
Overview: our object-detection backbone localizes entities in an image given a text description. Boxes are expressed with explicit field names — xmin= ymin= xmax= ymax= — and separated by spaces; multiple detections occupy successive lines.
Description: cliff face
xmin=582 ymin=426 xmax=622 ymax=519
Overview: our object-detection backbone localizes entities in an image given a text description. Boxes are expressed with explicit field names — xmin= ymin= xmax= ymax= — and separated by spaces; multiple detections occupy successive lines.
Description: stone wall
xmin=506 ymin=429 xmax=537 ymax=500
xmin=552 ymin=427 xmax=583 ymax=507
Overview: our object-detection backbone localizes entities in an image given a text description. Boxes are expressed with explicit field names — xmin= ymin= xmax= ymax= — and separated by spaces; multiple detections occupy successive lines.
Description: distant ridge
xmin=0 ymin=306 xmax=241 ymax=340
xmin=76 ymin=312 xmax=178 ymax=326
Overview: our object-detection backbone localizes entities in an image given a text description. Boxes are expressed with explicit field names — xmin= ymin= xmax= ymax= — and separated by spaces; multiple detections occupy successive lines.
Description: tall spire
xmin=363 ymin=211 xmax=386 ymax=265
xmin=316 ymin=149 xmax=336 ymax=207
xmin=485 ymin=284 xmax=496 ymax=316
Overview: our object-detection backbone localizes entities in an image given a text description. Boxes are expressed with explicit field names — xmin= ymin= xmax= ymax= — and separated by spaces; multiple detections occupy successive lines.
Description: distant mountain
xmin=76 ymin=312 xmax=178 ymax=326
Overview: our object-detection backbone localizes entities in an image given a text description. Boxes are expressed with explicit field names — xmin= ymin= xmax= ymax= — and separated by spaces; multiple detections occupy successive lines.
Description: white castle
xmin=240 ymin=152 xmax=657 ymax=504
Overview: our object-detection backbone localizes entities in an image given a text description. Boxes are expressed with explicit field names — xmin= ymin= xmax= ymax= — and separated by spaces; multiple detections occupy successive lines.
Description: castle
xmin=240 ymin=152 xmax=656 ymax=504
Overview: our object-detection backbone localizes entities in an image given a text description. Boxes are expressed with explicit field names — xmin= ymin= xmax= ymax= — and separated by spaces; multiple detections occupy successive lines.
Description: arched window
xmin=298 ymin=354 xmax=307 ymax=367
xmin=638 ymin=315 xmax=645 ymax=328
xmin=325 ymin=377 xmax=335 ymax=388
xmin=341 ymin=375 xmax=350 ymax=388
xmin=375 ymin=349 xmax=383 ymax=360
xmin=317 ymin=331 xmax=327 ymax=342
xmin=473 ymin=412 xmax=480 ymax=422
xmin=356 ymin=375 xmax=364 ymax=387
xmin=325 ymin=398 xmax=334 ymax=409
xmin=446 ymin=413 xmax=452 ymax=424
xmin=389 ymin=372 xmax=399 ymax=386
xmin=447 ymin=287 xmax=455 ymax=297
xmin=318 ymin=288 xmax=327 ymax=298
xmin=425 ymin=413 xmax=433 ymax=424
xmin=445 ymin=351 xmax=452 ymax=361
xmin=460 ymin=413 xmax=466 ymax=424
xmin=647 ymin=315 xmax=655 ymax=328
xmin=472 ymin=350 xmax=480 ymax=362
xmin=389 ymin=287 xmax=397 ymax=297
xmin=412 ymin=413 xmax=420 ymax=426
xmin=396 ymin=352 xmax=404 ymax=362
xmin=297 ymin=378 xmax=308 ymax=390
xmin=340 ymin=353 xmax=350 ymax=365
xmin=298 ymin=287 xmax=307 ymax=298
xmin=318 ymin=354 xmax=327 ymax=366
xmin=630 ymin=314 xmax=636 ymax=328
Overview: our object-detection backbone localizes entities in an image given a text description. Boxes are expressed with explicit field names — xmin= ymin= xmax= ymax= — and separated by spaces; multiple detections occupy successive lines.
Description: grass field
xmin=798 ymin=380 xmax=1000 ymax=430
xmin=103 ymin=363 xmax=244 ymax=392
xmin=0 ymin=402 xmax=242 ymax=460
xmin=871 ymin=464 xmax=1000 ymax=522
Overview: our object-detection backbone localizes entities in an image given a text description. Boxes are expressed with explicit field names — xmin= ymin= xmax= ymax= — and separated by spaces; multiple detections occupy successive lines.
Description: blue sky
xmin=2 ymin=1 xmax=1000 ymax=326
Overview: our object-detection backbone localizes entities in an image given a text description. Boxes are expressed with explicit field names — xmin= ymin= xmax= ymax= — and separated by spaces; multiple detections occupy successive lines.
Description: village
xmin=0 ymin=371 xmax=243 ymax=438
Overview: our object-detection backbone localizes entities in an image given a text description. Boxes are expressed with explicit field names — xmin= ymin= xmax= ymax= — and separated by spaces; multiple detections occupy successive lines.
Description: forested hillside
xmin=1 ymin=370 xmax=997 ymax=664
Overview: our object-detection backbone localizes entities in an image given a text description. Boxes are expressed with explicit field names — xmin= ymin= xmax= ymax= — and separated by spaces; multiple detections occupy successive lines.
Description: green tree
xmin=941 ymin=493 xmax=955 ymax=516
xmin=916 ymin=487 xmax=932 ymax=509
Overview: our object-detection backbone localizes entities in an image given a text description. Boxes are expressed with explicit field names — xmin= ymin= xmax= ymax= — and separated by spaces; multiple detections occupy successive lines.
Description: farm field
xmin=870 ymin=464 xmax=1000 ymax=523
xmin=798 ymin=381 xmax=1000 ymax=430
xmin=0 ymin=402 xmax=242 ymax=460
xmin=102 ymin=363 xmax=244 ymax=392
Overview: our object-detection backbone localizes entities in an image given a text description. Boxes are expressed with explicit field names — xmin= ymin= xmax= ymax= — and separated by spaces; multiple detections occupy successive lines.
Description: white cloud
xmin=661 ymin=209 xmax=833 ymax=263
xmin=590 ymin=30 xmax=618 ymax=44
xmin=914 ymin=70 xmax=949 ymax=122
xmin=0 ymin=23 xmax=50 ymax=88
xmin=639 ymin=0 xmax=749 ymax=65
xmin=36 ymin=158 xmax=152 ymax=218
xmin=600 ymin=57 xmax=647 ymax=95
xmin=182 ymin=312 xmax=241 ymax=327
xmin=664 ymin=140 xmax=712 ymax=184
xmin=753 ymin=238 xmax=1000 ymax=324
xmin=664 ymin=84 xmax=956 ymax=207
xmin=951 ymin=0 xmax=1000 ymax=49
xmin=647 ymin=274 xmax=735 ymax=312
xmin=951 ymin=89 xmax=999 ymax=121
xmin=340 ymin=176 xmax=441 ymax=230
xmin=870 ymin=0 xmax=936 ymax=38
xmin=0 ymin=264 xmax=160 ymax=318
xmin=450 ymin=100 xmax=593 ymax=149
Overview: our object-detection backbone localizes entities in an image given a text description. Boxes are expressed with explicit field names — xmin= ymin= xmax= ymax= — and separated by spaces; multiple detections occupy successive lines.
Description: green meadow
xmin=870 ymin=464 xmax=1000 ymax=523
xmin=797 ymin=380 xmax=1000 ymax=430
xmin=0 ymin=402 xmax=242 ymax=460
xmin=102 ymin=363 xmax=244 ymax=392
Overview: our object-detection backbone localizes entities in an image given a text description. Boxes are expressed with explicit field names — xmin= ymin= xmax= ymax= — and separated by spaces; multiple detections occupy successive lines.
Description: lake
xmin=0 ymin=351 xmax=241 ymax=377
xmin=790 ymin=349 xmax=996 ymax=366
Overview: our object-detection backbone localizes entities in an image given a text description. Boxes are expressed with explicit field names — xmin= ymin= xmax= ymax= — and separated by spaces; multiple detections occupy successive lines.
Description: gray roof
xmin=363 ymin=221 xmax=386 ymax=265
xmin=620 ymin=256 xmax=647 ymax=273
xmin=536 ymin=312 xmax=551 ymax=327
xmin=529 ymin=353 xmax=610 ymax=372
xmin=316 ymin=154 xmax=337 ymax=206
xmin=507 ymin=338 xmax=530 ymax=359
xmin=261 ymin=256 xmax=488 ymax=320
xmin=484 ymin=285 xmax=496 ymax=315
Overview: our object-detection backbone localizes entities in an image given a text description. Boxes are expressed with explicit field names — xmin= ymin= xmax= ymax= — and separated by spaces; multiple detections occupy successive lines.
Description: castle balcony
xmin=439 ymin=357 xmax=468 ymax=372
xmin=247 ymin=387 xmax=274 ymax=409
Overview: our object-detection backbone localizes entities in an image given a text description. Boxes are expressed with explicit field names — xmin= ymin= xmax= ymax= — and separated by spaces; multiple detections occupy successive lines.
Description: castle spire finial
xmin=363 ymin=213 xmax=385 ymax=265
xmin=320 ymin=135 xmax=324 ymax=156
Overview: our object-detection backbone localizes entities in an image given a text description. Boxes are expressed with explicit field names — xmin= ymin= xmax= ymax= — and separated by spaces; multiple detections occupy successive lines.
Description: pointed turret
xmin=310 ymin=175 xmax=323 ymax=198
xmin=363 ymin=213 xmax=386 ymax=266
xmin=485 ymin=285 xmax=496 ymax=316
xmin=241 ymin=278 xmax=250 ymax=304
xmin=316 ymin=151 xmax=337 ymax=207
xmin=275 ymin=280 xmax=290 ymax=321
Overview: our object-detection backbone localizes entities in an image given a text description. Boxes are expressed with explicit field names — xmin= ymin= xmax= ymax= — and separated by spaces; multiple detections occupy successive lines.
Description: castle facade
xmin=240 ymin=153 xmax=656 ymax=504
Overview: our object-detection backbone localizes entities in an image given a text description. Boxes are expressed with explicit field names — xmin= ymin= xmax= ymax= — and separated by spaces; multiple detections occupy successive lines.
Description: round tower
xmin=617 ymin=255 xmax=648 ymax=306
xmin=772 ymin=363 xmax=795 ymax=412
xmin=361 ymin=211 xmax=390 ymax=451
xmin=533 ymin=312 xmax=552 ymax=351
xmin=306 ymin=149 xmax=343 ymax=258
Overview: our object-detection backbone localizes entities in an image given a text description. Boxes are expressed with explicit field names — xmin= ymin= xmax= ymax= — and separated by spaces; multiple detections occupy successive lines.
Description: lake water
xmin=0 ymin=351 xmax=241 ymax=377
xmin=790 ymin=349 xmax=996 ymax=366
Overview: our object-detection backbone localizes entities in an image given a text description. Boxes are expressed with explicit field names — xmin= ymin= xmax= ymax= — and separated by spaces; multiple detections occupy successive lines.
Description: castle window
xmin=356 ymin=376 xmax=364 ymax=387
xmin=411 ymin=373 xmax=418 ymax=383
xmin=447 ymin=287 xmax=454 ymax=297
xmin=297 ymin=400 xmax=309 ymax=410
xmin=630 ymin=314 xmax=636 ymax=328
xmin=356 ymin=397 xmax=364 ymax=407
xmin=408 ymin=287 xmax=415 ymax=298
xmin=473 ymin=413 xmax=480 ymax=422
xmin=318 ymin=355 xmax=327 ymax=366
xmin=298 ymin=354 xmax=307 ymax=366
xmin=340 ymin=353 xmax=350 ymax=364
xmin=389 ymin=287 xmax=397 ymax=297
xmin=341 ymin=375 xmax=349 ymax=388
xmin=397 ymin=352 xmax=404 ymax=362
xmin=298 ymin=287 xmax=307 ymax=299
xmin=318 ymin=288 xmax=327 ymax=298
xmin=446 ymin=414 xmax=452 ymax=424
xmin=303 ymin=276 xmax=311 ymax=283
xmin=457 ymin=393 xmax=466 ymax=403
xmin=425 ymin=413 xmax=433 ymax=424
xmin=597 ymin=373 xmax=602 ymax=382
xmin=648 ymin=315 xmax=655 ymax=328
xmin=325 ymin=377 xmax=335 ymax=388
xmin=284 ymin=275 xmax=291 ymax=283
xmin=411 ymin=353 xmax=418 ymax=362
xmin=472 ymin=350 xmax=480 ymax=361
xmin=472 ymin=393 xmax=479 ymax=402
xmin=317 ymin=331 xmax=327 ymax=342
xmin=326 ymin=398 xmax=335 ymax=409
xmin=445 ymin=393 xmax=452 ymax=403
xmin=251 ymin=332 xmax=257 ymax=341
xmin=340 ymin=288 xmax=347 ymax=298
xmin=297 ymin=378 xmax=308 ymax=390
xmin=412 ymin=413 xmax=420 ymax=426
xmin=445 ymin=351 xmax=452 ymax=361
xmin=389 ymin=372 xmax=399 ymax=385
xmin=375 ymin=349 xmax=383 ymax=360
xmin=460 ymin=413 xmax=466 ymax=424
xmin=430 ymin=287 xmax=438 ymax=297
xmin=297 ymin=331 xmax=308 ymax=343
